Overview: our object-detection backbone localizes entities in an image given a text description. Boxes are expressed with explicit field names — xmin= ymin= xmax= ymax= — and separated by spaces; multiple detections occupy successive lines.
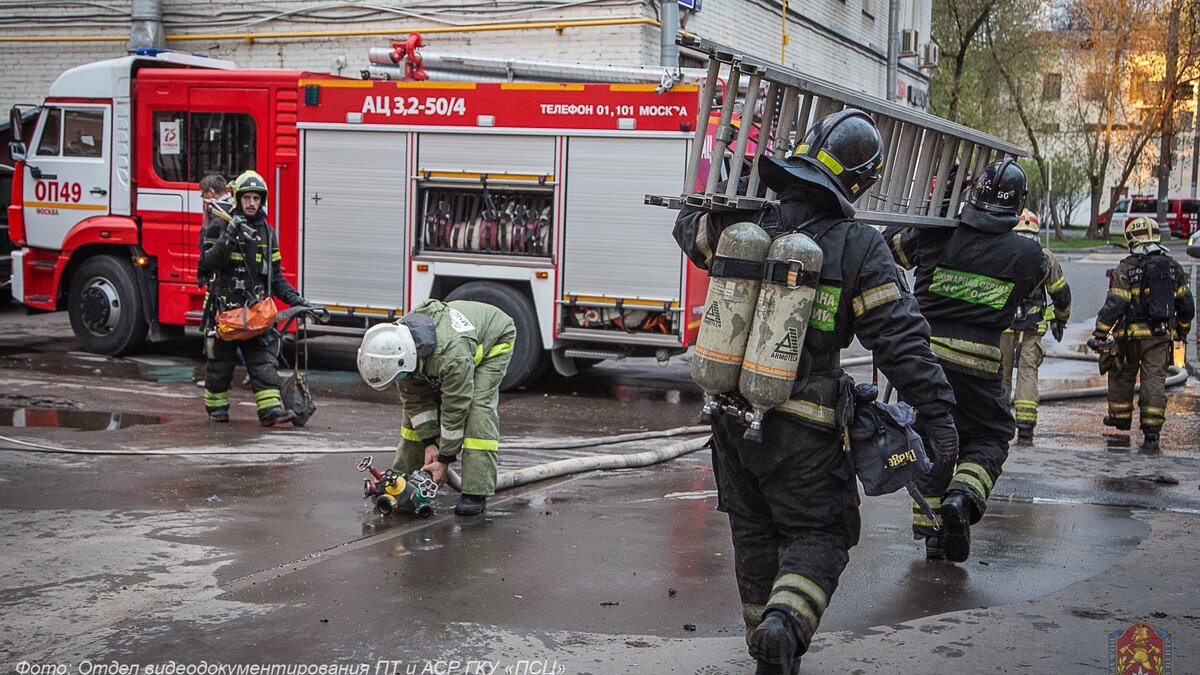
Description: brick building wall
xmin=682 ymin=0 xmax=932 ymax=101
xmin=0 ymin=0 xmax=932 ymax=113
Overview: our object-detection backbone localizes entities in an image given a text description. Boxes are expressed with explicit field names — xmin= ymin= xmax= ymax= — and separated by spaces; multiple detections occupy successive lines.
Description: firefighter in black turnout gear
xmin=199 ymin=170 xmax=310 ymax=426
xmin=675 ymin=110 xmax=957 ymax=674
xmin=1094 ymin=217 xmax=1194 ymax=450
xmin=885 ymin=159 xmax=1045 ymax=563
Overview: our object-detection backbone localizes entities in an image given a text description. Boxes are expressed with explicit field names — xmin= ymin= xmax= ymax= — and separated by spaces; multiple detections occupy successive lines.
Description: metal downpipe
xmin=886 ymin=0 xmax=899 ymax=101
xmin=660 ymin=0 xmax=680 ymax=68
xmin=128 ymin=0 xmax=164 ymax=51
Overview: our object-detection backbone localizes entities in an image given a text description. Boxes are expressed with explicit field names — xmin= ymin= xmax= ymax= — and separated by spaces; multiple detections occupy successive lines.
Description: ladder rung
xmin=650 ymin=38 xmax=1028 ymax=230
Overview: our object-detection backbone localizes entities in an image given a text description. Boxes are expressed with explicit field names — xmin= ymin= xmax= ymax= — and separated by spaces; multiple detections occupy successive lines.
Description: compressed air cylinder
xmin=738 ymin=232 xmax=824 ymax=441
xmin=690 ymin=222 xmax=772 ymax=422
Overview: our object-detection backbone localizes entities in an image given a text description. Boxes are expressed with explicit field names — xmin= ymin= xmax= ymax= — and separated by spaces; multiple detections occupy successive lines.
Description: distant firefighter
xmin=1000 ymin=209 xmax=1072 ymax=445
xmin=1093 ymin=217 xmax=1194 ymax=450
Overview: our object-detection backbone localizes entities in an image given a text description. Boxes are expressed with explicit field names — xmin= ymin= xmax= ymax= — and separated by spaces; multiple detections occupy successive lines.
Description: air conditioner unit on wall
xmin=900 ymin=29 xmax=919 ymax=57
xmin=919 ymin=42 xmax=940 ymax=69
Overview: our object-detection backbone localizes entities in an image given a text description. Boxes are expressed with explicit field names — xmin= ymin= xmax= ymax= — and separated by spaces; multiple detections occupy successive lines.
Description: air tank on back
xmin=738 ymin=232 xmax=824 ymax=441
xmin=690 ymin=221 xmax=772 ymax=422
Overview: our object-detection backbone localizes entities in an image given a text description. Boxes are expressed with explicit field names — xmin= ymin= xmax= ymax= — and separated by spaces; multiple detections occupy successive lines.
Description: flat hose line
xmin=0 ymin=425 xmax=710 ymax=456
xmin=0 ymin=352 xmax=1189 ymax=475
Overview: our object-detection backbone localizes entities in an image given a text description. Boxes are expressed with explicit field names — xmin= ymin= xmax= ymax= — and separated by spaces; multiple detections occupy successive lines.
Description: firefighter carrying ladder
xmin=647 ymin=35 xmax=1027 ymax=228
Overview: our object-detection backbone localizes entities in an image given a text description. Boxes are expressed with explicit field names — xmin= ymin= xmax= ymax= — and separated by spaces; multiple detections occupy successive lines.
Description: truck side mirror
xmin=8 ymin=106 xmax=26 ymax=161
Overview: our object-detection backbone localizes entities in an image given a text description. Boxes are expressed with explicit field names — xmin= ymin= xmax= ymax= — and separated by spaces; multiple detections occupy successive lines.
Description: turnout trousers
xmin=912 ymin=367 xmax=1014 ymax=538
xmin=393 ymin=349 xmax=513 ymax=496
xmin=711 ymin=412 xmax=861 ymax=656
xmin=203 ymin=332 xmax=284 ymax=421
xmin=999 ymin=330 xmax=1044 ymax=430
xmin=1107 ymin=336 xmax=1172 ymax=432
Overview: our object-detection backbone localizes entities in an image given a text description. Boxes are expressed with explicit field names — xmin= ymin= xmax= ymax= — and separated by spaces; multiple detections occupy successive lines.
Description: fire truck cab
xmin=8 ymin=50 xmax=704 ymax=389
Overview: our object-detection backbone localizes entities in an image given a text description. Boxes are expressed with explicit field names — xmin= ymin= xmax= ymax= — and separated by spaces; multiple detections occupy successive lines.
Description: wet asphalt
xmin=2 ymin=254 xmax=1199 ymax=673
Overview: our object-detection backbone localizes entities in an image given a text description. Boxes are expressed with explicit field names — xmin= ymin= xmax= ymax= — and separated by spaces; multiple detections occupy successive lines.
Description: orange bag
xmin=215 ymin=297 xmax=278 ymax=341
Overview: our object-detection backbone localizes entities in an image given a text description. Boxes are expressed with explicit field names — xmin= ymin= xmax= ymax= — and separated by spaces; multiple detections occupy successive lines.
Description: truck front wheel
xmin=444 ymin=281 xmax=544 ymax=390
xmin=68 ymin=255 xmax=148 ymax=356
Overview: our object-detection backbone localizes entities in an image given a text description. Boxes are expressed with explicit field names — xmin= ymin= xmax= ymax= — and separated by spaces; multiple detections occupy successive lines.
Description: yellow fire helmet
xmin=1013 ymin=208 xmax=1040 ymax=234
xmin=232 ymin=170 xmax=268 ymax=203
xmin=1124 ymin=216 xmax=1161 ymax=248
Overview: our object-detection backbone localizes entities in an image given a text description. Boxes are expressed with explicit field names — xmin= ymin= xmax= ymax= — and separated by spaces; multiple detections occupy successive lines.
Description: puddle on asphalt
xmin=0 ymin=408 xmax=165 ymax=430
xmin=1095 ymin=475 xmax=1174 ymax=496
xmin=1104 ymin=435 xmax=1133 ymax=451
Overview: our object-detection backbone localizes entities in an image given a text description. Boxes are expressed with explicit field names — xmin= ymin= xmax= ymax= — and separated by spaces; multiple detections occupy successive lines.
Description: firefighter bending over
xmin=1094 ymin=216 xmax=1194 ymax=450
xmin=357 ymin=299 xmax=516 ymax=517
xmin=999 ymin=209 xmax=1072 ymax=445
xmin=675 ymin=110 xmax=957 ymax=674
xmin=885 ymin=159 xmax=1045 ymax=563
xmin=199 ymin=170 xmax=312 ymax=426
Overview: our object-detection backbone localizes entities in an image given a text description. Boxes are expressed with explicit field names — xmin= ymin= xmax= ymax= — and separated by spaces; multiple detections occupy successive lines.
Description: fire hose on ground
xmin=0 ymin=352 xmax=1190 ymax=501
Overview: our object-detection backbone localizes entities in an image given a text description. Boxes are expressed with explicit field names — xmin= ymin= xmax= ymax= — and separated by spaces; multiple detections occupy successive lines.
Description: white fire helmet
xmin=357 ymin=323 xmax=418 ymax=390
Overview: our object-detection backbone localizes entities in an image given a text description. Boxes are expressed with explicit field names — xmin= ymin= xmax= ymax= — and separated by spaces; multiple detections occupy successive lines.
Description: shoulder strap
xmin=803 ymin=217 xmax=851 ymax=243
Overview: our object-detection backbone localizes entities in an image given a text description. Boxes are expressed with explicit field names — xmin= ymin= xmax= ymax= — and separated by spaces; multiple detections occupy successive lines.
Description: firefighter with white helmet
xmin=357 ymin=299 xmax=516 ymax=516
xmin=674 ymin=109 xmax=958 ymax=674
xmin=198 ymin=170 xmax=312 ymax=426
xmin=999 ymin=209 xmax=1072 ymax=445
xmin=1094 ymin=216 xmax=1194 ymax=449
xmin=885 ymin=159 xmax=1047 ymax=564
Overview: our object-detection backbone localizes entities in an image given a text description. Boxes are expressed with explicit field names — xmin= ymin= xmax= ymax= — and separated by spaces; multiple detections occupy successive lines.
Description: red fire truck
xmin=7 ymin=50 xmax=706 ymax=388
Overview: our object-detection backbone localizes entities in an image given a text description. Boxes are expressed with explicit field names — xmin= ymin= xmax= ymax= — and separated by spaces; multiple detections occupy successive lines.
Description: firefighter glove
xmin=1051 ymin=319 xmax=1066 ymax=342
xmin=219 ymin=218 xmax=240 ymax=245
xmin=921 ymin=411 xmax=959 ymax=463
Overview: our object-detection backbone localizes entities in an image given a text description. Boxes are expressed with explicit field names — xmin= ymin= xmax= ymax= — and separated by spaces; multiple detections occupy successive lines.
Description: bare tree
xmin=1056 ymin=0 xmax=1200 ymax=237
xmin=931 ymin=0 xmax=1004 ymax=123
xmin=1050 ymin=154 xmax=1091 ymax=226
xmin=985 ymin=11 xmax=1068 ymax=238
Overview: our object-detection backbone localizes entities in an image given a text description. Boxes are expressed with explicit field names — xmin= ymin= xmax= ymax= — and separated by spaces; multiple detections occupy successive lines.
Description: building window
xmin=1084 ymin=71 xmax=1106 ymax=102
xmin=1130 ymin=74 xmax=1162 ymax=105
xmin=1042 ymin=73 xmax=1062 ymax=101
xmin=152 ymin=111 xmax=256 ymax=184
xmin=863 ymin=0 xmax=876 ymax=17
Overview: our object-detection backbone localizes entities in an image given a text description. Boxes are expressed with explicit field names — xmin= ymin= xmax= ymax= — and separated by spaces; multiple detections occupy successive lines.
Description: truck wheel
xmin=445 ymin=281 xmax=543 ymax=390
xmin=68 ymin=255 xmax=148 ymax=356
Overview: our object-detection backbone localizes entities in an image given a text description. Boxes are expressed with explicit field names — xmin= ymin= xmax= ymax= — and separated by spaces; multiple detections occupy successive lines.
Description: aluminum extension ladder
xmin=646 ymin=36 xmax=1027 ymax=228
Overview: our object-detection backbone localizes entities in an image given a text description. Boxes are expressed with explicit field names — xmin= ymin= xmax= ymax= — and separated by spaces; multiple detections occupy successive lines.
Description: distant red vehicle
xmin=1106 ymin=196 xmax=1200 ymax=238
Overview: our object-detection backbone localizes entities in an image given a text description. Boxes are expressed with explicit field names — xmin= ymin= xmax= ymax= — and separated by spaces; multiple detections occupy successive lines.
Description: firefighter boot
xmin=925 ymin=534 xmax=946 ymax=560
xmin=259 ymin=407 xmax=298 ymax=427
xmin=940 ymin=492 xmax=972 ymax=563
xmin=1142 ymin=429 xmax=1161 ymax=452
xmin=1103 ymin=415 xmax=1131 ymax=431
xmin=455 ymin=494 xmax=487 ymax=516
xmin=204 ymin=389 xmax=230 ymax=422
xmin=749 ymin=611 xmax=801 ymax=675
xmin=1016 ymin=426 xmax=1034 ymax=446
